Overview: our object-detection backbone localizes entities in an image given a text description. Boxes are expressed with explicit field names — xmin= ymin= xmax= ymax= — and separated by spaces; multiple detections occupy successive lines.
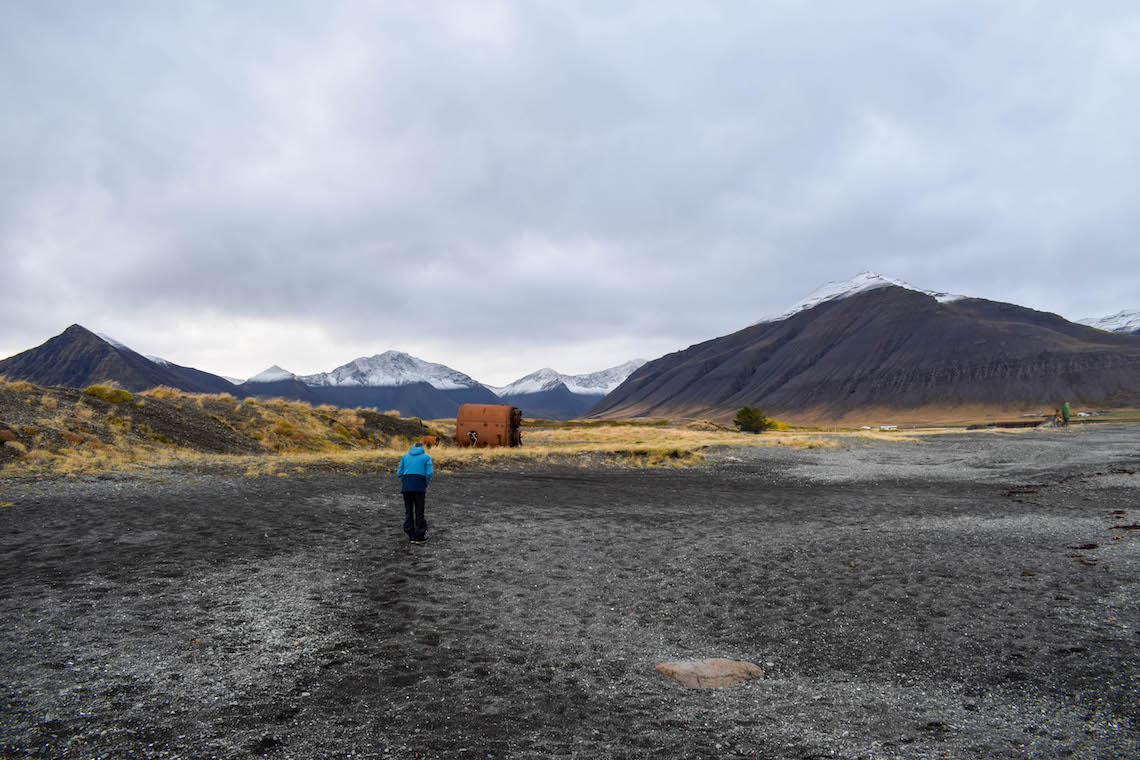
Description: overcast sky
xmin=2 ymin=2 xmax=1138 ymax=384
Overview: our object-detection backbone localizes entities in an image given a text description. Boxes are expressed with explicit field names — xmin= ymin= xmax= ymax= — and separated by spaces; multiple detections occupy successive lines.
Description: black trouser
xmin=402 ymin=491 xmax=427 ymax=540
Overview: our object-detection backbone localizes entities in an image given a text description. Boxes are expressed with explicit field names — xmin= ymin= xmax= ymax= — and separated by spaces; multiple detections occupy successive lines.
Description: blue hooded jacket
xmin=397 ymin=444 xmax=433 ymax=492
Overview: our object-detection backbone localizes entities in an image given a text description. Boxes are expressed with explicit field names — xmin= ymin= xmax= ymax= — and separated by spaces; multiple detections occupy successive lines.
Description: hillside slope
xmin=0 ymin=379 xmax=433 ymax=470
xmin=590 ymin=286 xmax=1140 ymax=421
xmin=0 ymin=325 xmax=240 ymax=394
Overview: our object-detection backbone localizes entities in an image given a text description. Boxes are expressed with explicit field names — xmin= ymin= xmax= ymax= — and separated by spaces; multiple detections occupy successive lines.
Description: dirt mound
xmin=0 ymin=380 xmax=435 ymax=470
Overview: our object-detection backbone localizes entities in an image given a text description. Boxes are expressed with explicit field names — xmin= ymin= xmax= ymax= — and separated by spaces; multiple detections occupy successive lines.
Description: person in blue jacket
xmin=397 ymin=441 xmax=433 ymax=544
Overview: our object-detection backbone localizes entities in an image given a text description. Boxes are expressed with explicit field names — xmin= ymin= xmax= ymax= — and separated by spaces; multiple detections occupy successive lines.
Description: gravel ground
xmin=1 ymin=426 xmax=1138 ymax=759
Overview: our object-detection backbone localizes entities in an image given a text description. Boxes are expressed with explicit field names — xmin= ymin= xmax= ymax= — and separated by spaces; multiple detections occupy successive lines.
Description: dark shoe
xmin=410 ymin=537 xmax=428 ymax=544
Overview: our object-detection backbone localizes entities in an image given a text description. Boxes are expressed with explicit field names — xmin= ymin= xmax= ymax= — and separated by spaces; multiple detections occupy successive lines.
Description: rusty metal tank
xmin=456 ymin=404 xmax=522 ymax=447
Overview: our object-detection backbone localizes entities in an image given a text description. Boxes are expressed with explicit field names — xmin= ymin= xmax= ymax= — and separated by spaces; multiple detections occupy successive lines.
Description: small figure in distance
xmin=397 ymin=440 xmax=433 ymax=544
xmin=1053 ymin=408 xmax=1062 ymax=426
xmin=1061 ymin=400 xmax=1071 ymax=427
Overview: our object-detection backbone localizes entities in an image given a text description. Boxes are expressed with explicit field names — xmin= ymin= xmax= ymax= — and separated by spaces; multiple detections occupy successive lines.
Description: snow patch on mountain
xmin=759 ymin=271 xmax=965 ymax=324
xmin=96 ymin=332 xmax=131 ymax=350
xmin=487 ymin=368 xmax=562 ymax=397
xmin=565 ymin=360 xmax=648 ymax=394
xmin=490 ymin=360 xmax=648 ymax=397
xmin=145 ymin=355 xmax=171 ymax=366
xmin=1079 ymin=310 xmax=1140 ymax=334
xmin=247 ymin=365 xmax=296 ymax=383
xmin=300 ymin=351 xmax=483 ymax=391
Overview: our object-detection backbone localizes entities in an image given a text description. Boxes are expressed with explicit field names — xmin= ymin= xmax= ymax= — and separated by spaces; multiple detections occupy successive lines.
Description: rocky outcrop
xmin=655 ymin=658 xmax=765 ymax=688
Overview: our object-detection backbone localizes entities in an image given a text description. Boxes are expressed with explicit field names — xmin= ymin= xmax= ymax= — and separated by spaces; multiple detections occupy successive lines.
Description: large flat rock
xmin=655 ymin=658 xmax=764 ymax=688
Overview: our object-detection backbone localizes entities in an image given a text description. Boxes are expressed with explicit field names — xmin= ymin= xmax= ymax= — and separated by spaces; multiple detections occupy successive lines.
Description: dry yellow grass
xmin=1 ymin=399 xmax=962 ymax=478
xmin=141 ymin=386 xmax=187 ymax=399
xmin=1 ymin=382 xmax=444 ymax=477
xmin=517 ymin=421 xmax=841 ymax=452
xmin=0 ymin=377 xmax=38 ymax=393
xmin=367 ymin=421 xmax=853 ymax=468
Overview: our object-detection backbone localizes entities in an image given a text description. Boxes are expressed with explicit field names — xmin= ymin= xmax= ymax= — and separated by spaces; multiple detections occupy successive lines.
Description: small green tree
xmin=734 ymin=406 xmax=772 ymax=433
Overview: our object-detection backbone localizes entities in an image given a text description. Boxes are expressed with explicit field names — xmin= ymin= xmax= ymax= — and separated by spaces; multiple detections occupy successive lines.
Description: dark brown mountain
xmin=0 ymin=324 xmax=241 ymax=394
xmin=588 ymin=285 xmax=1140 ymax=421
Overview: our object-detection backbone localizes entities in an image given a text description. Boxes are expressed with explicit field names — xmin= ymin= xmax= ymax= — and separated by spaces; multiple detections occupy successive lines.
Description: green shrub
xmin=136 ymin=424 xmax=174 ymax=445
xmin=734 ymin=406 xmax=775 ymax=433
xmin=85 ymin=385 xmax=135 ymax=403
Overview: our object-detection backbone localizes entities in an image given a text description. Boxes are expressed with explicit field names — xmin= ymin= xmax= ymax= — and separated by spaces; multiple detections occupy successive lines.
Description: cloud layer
xmin=2 ymin=1 xmax=1138 ymax=383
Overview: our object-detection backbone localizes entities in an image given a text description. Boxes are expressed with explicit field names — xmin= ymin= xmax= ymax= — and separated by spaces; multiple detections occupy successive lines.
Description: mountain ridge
xmin=1079 ymin=310 xmax=1140 ymax=335
xmin=0 ymin=325 xmax=240 ymax=395
xmin=7 ymin=272 xmax=1139 ymax=424
xmin=589 ymin=276 xmax=1140 ymax=422
xmin=485 ymin=360 xmax=648 ymax=419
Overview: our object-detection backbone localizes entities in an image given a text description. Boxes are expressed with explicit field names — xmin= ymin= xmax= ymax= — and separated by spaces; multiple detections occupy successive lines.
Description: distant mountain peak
xmin=490 ymin=360 xmax=648 ymax=397
xmin=1079 ymin=309 xmax=1140 ymax=334
xmin=759 ymin=271 xmax=965 ymax=325
xmin=0 ymin=324 xmax=239 ymax=395
xmin=248 ymin=365 xmax=296 ymax=383
xmin=300 ymin=351 xmax=483 ymax=391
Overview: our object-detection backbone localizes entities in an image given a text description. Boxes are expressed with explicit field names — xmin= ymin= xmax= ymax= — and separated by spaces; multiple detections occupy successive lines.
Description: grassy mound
xmin=84 ymin=385 xmax=135 ymax=403
xmin=0 ymin=382 xmax=438 ymax=474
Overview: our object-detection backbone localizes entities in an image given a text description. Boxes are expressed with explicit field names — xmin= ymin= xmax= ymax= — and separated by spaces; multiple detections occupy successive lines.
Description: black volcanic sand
xmin=2 ymin=427 xmax=1138 ymax=759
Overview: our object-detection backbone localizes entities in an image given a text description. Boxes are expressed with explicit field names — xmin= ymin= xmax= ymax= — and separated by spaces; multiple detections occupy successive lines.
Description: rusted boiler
xmin=456 ymin=404 xmax=522 ymax=447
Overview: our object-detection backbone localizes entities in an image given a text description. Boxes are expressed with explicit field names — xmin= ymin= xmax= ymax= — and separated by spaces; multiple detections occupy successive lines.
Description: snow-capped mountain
xmin=489 ymin=360 xmax=648 ymax=398
xmin=238 ymin=352 xmax=496 ymax=416
xmin=592 ymin=274 xmax=1140 ymax=421
xmin=758 ymin=271 xmax=964 ymax=324
xmin=300 ymin=351 xmax=484 ymax=391
xmin=1079 ymin=310 xmax=1140 ymax=335
xmin=486 ymin=360 xmax=648 ymax=419
xmin=247 ymin=365 xmax=297 ymax=383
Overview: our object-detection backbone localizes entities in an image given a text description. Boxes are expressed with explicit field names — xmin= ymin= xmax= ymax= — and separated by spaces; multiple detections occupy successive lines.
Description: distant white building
xmin=879 ymin=425 xmax=898 ymax=431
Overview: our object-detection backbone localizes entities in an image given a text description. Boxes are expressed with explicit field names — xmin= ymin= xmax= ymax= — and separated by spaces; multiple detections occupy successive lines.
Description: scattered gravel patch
xmin=1 ymin=426 xmax=1138 ymax=758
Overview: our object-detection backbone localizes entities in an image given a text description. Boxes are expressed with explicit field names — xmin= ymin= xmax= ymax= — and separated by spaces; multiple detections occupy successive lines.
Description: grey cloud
xmin=2 ymin=1 xmax=1138 ymax=377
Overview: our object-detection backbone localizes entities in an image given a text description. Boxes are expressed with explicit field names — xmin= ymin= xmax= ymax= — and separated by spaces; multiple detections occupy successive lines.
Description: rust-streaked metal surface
xmin=456 ymin=404 xmax=522 ymax=447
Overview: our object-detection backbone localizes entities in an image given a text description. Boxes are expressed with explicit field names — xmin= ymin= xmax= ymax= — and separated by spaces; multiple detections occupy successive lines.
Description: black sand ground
xmin=2 ymin=427 xmax=1138 ymax=759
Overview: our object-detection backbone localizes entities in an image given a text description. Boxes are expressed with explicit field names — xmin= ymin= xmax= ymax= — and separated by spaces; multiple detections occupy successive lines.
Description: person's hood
xmin=407 ymin=444 xmax=425 ymax=455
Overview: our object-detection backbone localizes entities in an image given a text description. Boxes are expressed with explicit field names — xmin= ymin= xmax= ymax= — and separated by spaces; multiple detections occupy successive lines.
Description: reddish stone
xmin=656 ymin=658 xmax=764 ymax=688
